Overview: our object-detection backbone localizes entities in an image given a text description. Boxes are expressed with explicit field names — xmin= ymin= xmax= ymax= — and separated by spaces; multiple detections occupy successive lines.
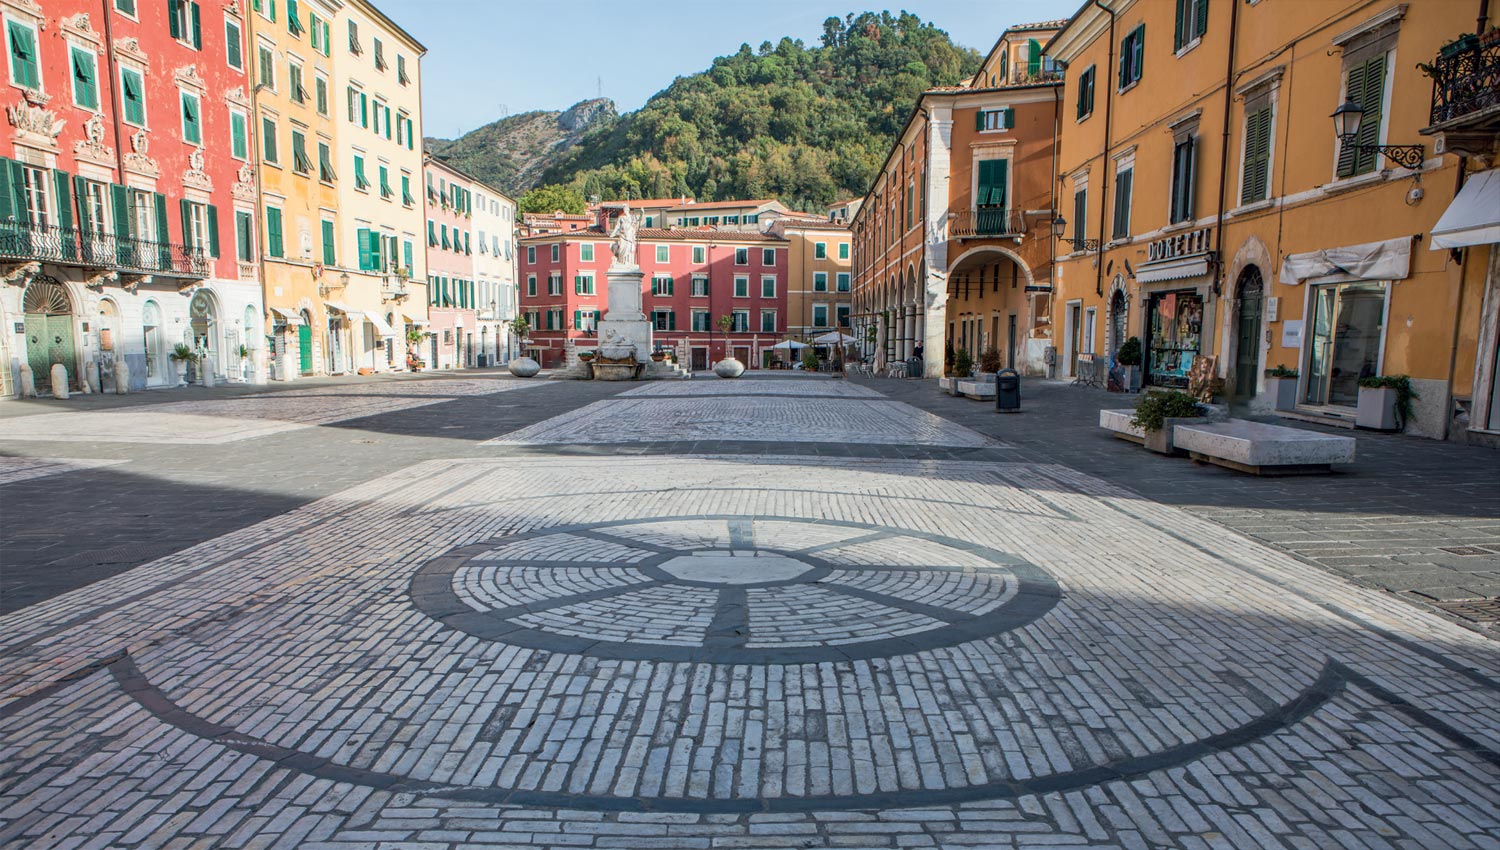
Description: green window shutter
xmin=236 ymin=211 xmax=253 ymax=262
xmin=360 ymin=93 xmax=368 ymax=127
xmin=1027 ymin=39 xmax=1041 ymax=76
xmin=122 ymin=69 xmax=145 ymax=125
xmin=1134 ymin=25 xmax=1145 ymax=81
xmin=403 ymin=240 xmax=413 ymax=270
xmin=357 ymin=226 xmax=372 ymax=270
xmin=975 ymin=109 xmax=984 ymax=132
xmin=72 ymin=48 xmax=99 ymax=108
xmin=153 ymin=191 xmax=168 ymax=241
xmin=321 ymin=219 xmax=335 ymax=264
xmin=573 ymin=310 xmax=581 ymax=329
xmin=1003 ymin=107 xmax=1015 ymax=129
xmin=190 ymin=1 xmax=202 ymax=50
xmin=227 ymin=22 xmax=242 ymax=68
xmin=169 ymin=1 xmax=182 ymax=40
xmin=1073 ymin=189 xmax=1086 ymax=243
xmin=428 ymin=220 xmax=436 ymax=246
xmin=1174 ymin=0 xmax=1188 ymax=51
xmin=1193 ymin=0 xmax=1208 ymax=39
xmin=206 ymin=204 xmax=219 ymax=257
xmin=1354 ymin=54 xmax=1386 ymax=176
xmin=110 ymin=184 xmax=129 ymax=238
xmin=368 ymin=229 xmax=383 ymax=270
xmin=1242 ymin=108 xmax=1271 ymax=204
xmin=73 ymin=176 xmax=90 ymax=231
xmin=1336 ymin=61 xmax=1367 ymax=178
xmin=1077 ymin=70 xmax=1088 ymax=118
xmin=230 ymin=112 xmax=246 ymax=159
xmin=267 ymin=208 xmax=283 ymax=256
xmin=53 ymin=170 xmax=75 ymax=258
xmin=8 ymin=23 xmax=38 ymax=89
xmin=180 ymin=199 xmax=193 ymax=247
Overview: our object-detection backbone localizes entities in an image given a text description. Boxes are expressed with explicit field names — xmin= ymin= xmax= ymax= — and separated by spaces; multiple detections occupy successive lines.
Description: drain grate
xmin=1427 ymin=597 xmax=1500 ymax=623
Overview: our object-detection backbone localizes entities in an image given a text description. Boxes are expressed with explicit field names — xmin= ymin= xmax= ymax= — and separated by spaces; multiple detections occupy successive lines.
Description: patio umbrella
xmin=812 ymin=332 xmax=858 ymax=346
xmin=770 ymin=340 xmax=809 ymax=349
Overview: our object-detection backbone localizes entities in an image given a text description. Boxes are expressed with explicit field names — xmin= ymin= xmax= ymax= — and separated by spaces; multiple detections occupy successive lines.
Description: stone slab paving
xmin=0 ymin=456 xmax=127 ymax=485
xmin=0 ymin=379 xmax=548 ymax=444
xmin=488 ymin=397 xmax=994 ymax=448
xmin=620 ymin=377 xmax=886 ymax=398
xmin=1 ymin=451 xmax=1498 ymax=848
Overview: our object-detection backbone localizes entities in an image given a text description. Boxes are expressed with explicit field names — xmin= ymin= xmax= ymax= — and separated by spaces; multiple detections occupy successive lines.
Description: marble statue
xmin=609 ymin=206 xmax=639 ymax=269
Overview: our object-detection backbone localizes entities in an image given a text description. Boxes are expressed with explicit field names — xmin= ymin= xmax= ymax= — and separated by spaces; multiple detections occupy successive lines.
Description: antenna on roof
xmin=597 ymin=76 xmax=602 ymax=98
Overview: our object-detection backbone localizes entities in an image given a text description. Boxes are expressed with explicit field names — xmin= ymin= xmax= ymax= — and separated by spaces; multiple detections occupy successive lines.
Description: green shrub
xmin=1130 ymin=390 xmax=1201 ymax=432
xmin=1115 ymin=337 xmax=1142 ymax=367
xmin=954 ymin=348 xmax=973 ymax=378
xmin=979 ymin=347 xmax=1002 ymax=373
xmin=1358 ymin=374 xmax=1419 ymax=426
xmin=802 ymin=351 xmax=820 ymax=370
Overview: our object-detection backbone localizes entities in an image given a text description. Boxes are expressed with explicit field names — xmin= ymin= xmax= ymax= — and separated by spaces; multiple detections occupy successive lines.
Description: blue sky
xmin=381 ymin=0 xmax=1082 ymax=140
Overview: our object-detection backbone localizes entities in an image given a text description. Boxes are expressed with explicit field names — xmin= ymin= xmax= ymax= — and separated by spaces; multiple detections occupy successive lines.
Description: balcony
xmin=949 ymin=208 xmax=1027 ymax=239
xmin=0 ymin=222 xmax=209 ymax=278
xmin=1423 ymin=32 xmax=1500 ymax=148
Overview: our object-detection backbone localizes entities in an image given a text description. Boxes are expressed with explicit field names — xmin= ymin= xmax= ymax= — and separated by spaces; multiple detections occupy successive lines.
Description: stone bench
xmin=1099 ymin=409 xmax=1145 ymax=442
xmin=1172 ymin=419 xmax=1356 ymax=475
xmin=956 ymin=379 xmax=996 ymax=400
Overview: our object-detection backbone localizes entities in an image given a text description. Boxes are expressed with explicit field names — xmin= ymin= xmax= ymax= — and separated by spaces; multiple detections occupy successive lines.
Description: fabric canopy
xmin=1136 ymin=255 xmax=1211 ymax=284
xmin=268 ymin=306 xmax=302 ymax=325
xmin=813 ymin=332 xmax=859 ymax=345
xmin=1430 ymin=169 xmax=1500 ymax=249
xmin=366 ymin=312 xmax=397 ymax=338
xmin=1279 ymin=236 xmax=1412 ymax=286
xmin=403 ymin=314 xmax=429 ymax=327
xmin=770 ymin=340 xmax=808 ymax=350
xmin=324 ymin=302 xmax=365 ymax=323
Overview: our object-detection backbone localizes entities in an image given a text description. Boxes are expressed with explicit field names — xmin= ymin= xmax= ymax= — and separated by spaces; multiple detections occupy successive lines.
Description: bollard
xmin=18 ymin=363 xmax=36 ymax=398
xmin=50 ymin=364 xmax=69 ymax=399
xmin=114 ymin=359 xmax=130 ymax=394
xmin=995 ymin=368 xmax=1021 ymax=413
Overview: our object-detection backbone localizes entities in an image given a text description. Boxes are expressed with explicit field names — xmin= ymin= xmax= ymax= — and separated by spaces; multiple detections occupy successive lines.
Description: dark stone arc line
xmin=813 ymin=582 xmax=977 ymax=624
xmin=102 ymin=653 xmax=1421 ymax=814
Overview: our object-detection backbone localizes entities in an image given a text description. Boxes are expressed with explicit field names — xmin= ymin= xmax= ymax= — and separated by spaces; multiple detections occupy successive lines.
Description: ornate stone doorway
xmin=22 ymin=277 xmax=75 ymax=392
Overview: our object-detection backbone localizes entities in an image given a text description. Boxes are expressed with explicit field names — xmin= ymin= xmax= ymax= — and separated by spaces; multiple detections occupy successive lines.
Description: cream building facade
xmin=472 ymin=184 xmax=518 ymax=364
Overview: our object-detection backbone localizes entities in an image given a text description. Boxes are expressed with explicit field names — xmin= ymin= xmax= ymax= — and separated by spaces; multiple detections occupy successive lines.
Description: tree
xmin=518 ymin=185 xmax=586 ymax=214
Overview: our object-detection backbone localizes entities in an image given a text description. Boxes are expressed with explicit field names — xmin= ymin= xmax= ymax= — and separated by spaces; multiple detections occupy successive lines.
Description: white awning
xmin=1136 ymin=254 xmax=1211 ymax=284
xmin=812 ymin=332 xmax=859 ymax=345
xmin=403 ymin=314 xmax=430 ymax=327
xmin=770 ymin=340 xmax=808 ymax=350
xmin=269 ymin=306 xmax=303 ymax=325
xmin=366 ymin=312 xmax=397 ymax=337
xmin=1279 ymin=236 xmax=1412 ymax=285
xmin=324 ymin=301 xmax=363 ymax=319
xmin=1431 ymin=169 xmax=1500 ymax=249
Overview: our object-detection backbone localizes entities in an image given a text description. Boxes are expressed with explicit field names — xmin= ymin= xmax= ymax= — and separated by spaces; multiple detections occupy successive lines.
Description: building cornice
xmin=1045 ymin=0 xmax=1134 ymax=65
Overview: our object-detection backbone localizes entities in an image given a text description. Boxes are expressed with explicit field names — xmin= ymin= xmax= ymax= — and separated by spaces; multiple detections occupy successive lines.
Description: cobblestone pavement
xmin=2 ymin=373 xmax=1499 ymax=848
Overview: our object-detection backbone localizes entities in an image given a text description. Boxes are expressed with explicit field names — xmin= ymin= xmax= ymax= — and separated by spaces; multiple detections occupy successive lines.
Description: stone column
xmin=923 ymin=106 xmax=954 ymax=378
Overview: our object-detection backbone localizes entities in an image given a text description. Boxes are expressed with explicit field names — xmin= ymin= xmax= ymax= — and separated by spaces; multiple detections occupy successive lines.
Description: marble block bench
xmin=1099 ymin=409 xmax=1145 ymax=441
xmin=1172 ymin=419 xmax=1356 ymax=475
xmin=956 ymin=379 xmax=996 ymax=400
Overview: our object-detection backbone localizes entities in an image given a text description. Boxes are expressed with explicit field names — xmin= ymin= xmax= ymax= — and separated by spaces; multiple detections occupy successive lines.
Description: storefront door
xmin=1233 ymin=268 xmax=1264 ymax=400
xmin=297 ymin=324 xmax=313 ymax=375
xmin=1303 ymin=281 xmax=1387 ymax=407
xmin=1144 ymin=290 xmax=1203 ymax=388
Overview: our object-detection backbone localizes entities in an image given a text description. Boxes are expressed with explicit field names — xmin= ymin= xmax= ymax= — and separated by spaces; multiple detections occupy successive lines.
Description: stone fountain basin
xmin=592 ymin=361 xmax=639 ymax=381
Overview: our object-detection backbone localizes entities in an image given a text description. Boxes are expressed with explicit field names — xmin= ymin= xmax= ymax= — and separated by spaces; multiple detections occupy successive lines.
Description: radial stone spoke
xmin=702 ymin=586 xmax=750 ymax=649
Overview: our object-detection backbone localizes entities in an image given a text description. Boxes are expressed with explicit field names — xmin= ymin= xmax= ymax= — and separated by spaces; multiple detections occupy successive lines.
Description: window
xmin=550 ymin=243 xmax=560 ymax=262
xmin=526 ymin=245 xmax=536 ymax=264
xmin=69 ymin=46 xmax=100 ymax=109
xmin=1119 ymin=25 xmax=1145 ymax=89
xmin=287 ymin=0 xmax=303 ymax=35
xmin=310 ymin=13 xmax=330 ymax=56
xmin=439 ymin=223 xmax=449 ymax=249
xmin=761 ymin=276 xmax=775 ymax=298
xmin=762 ymin=247 xmax=775 ymax=265
xmin=398 ymin=54 xmax=410 ymax=85
xmin=731 ymin=310 xmax=749 ymax=332
xmin=1112 ymin=167 xmax=1133 ymax=239
xmin=168 ymin=0 xmax=202 ymax=49
xmin=813 ymin=271 xmax=829 ymax=292
xmin=266 ymin=206 xmax=284 ymax=257
xmin=975 ymin=108 xmax=1014 ymax=131
xmin=226 ymin=110 xmax=248 ymax=159
xmin=257 ymin=45 xmax=275 ymax=90
xmin=734 ymin=247 xmax=748 ymax=265
xmin=261 ymin=116 xmax=278 ymax=163
xmin=1337 ymin=53 xmax=1388 ymax=178
xmin=1076 ymin=65 xmax=1096 ymax=120
xmin=1174 ymin=0 xmax=1208 ymax=51
xmin=977 ymin=159 xmax=1008 ymax=209
xmin=526 ymin=274 xmax=536 ymax=297
xmin=1169 ymin=135 xmax=1197 ymax=224
xmin=813 ymin=304 xmax=829 ymax=328
xmin=548 ymin=273 xmax=561 ymax=296
xmin=374 ymin=38 xmax=386 ymax=70
xmin=837 ymin=305 xmax=851 ymax=328
xmin=581 ymin=243 xmax=594 ymax=262
xmin=353 ymin=155 xmax=369 ymax=190
xmin=692 ymin=310 xmax=710 ymax=331
xmin=355 ymin=227 xmax=383 ymax=271
xmin=289 ymin=62 xmax=305 ymax=104
xmin=733 ymin=276 xmax=748 ymax=298
xmin=379 ymin=165 xmax=392 ymax=200
xmin=652 ymin=275 xmax=673 ymax=296
xmin=1241 ymin=102 xmax=1273 ymax=204
xmin=183 ymin=201 xmax=211 ymax=253
xmin=693 ymin=245 xmax=706 ymax=264
xmin=691 ymin=276 xmax=709 ymax=297
xmin=20 ymin=164 xmax=49 ymax=228
xmin=836 ymin=272 xmax=850 ymax=292
xmin=315 ymin=76 xmax=328 ymax=115
xmin=318 ymin=141 xmax=335 ymax=182
xmin=321 ymin=219 xmax=335 ymax=265
xmin=348 ymin=19 xmax=361 ymax=54
xmin=1072 ymin=188 xmax=1088 ymax=249
xmin=223 ymin=22 xmax=244 ymax=75
xmin=652 ymin=309 xmax=676 ymax=331
xmin=814 ymin=242 xmax=827 ymax=259
xmin=838 ymin=243 xmax=849 ymax=260
xmin=235 ymin=210 xmax=254 ymax=262
xmin=402 ymin=174 xmax=413 ymax=207
xmin=574 ymin=273 xmax=595 ymax=295
xmin=292 ymin=131 xmax=311 ymax=175
xmin=655 ymin=244 xmax=669 ymax=263
xmin=116 ymin=0 xmax=136 ymax=14
xmin=760 ymin=310 xmax=777 ymax=333
xmin=120 ymin=67 xmax=146 ymax=125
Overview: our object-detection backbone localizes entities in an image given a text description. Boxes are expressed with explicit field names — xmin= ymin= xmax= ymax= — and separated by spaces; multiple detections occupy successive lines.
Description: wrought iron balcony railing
xmin=0 ymin=221 xmax=210 ymax=278
xmin=1426 ymin=34 xmax=1500 ymax=127
xmin=949 ymin=208 xmax=1028 ymax=238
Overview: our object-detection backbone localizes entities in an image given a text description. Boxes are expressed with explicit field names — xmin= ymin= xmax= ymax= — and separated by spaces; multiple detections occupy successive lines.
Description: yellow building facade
xmin=769 ymin=220 xmax=853 ymax=342
xmin=1048 ymin=0 xmax=1493 ymax=440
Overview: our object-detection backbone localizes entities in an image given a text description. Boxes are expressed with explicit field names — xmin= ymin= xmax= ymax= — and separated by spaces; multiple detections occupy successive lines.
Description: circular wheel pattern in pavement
xmin=410 ymin=516 xmax=1062 ymax=664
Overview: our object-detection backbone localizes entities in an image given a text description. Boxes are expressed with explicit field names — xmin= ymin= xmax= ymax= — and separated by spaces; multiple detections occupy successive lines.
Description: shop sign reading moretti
xmin=1138 ymin=227 xmax=1216 ymax=284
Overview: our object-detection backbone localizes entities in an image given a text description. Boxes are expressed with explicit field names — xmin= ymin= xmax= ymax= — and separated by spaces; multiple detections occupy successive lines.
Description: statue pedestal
xmin=595 ymin=264 xmax=653 ymax=365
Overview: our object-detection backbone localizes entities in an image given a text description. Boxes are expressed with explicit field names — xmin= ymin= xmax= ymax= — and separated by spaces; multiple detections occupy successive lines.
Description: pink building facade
xmin=1 ymin=0 xmax=264 ymax=396
xmin=519 ymin=212 xmax=789 ymax=371
xmin=422 ymin=155 xmax=475 ymax=370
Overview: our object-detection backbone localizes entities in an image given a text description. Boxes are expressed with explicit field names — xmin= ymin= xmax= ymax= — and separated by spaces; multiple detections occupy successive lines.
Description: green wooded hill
xmin=438 ymin=12 xmax=981 ymax=212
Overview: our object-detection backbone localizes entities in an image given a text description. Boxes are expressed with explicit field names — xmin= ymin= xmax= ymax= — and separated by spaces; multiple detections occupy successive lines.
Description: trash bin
xmin=907 ymin=357 xmax=922 ymax=378
xmin=996 ymin=368 xmax=1021 ymax=413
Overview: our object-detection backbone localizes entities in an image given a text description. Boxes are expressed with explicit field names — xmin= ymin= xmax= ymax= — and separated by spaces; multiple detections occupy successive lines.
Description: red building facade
xmin=1 ymin=0 xmax=263 ymax=395
xmin=519 ymin=221 xmax=789 ymax=371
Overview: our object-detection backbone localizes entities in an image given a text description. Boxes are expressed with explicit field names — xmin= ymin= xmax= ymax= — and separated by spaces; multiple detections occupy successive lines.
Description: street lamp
xmin=1051 ymin=215 xmax=1099 ymax=253
xmin=1329 ymin=100 xmax=1425 ymax=169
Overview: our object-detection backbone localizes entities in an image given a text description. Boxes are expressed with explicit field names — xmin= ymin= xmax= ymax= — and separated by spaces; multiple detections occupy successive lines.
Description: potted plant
xmin=650 ymin=346 xmax=666 ymax=362
xmin=978 ymin=347 xmax=1002 ymax=378
xmin=169 ymin=343 xmax=197 ymax=386
xmin=1263 ymin=364 xmax=1299 ymax=411
xmin=801 ymin=351 xmax=820 ymax=371
xmin=953 ymin=348 xmax=973 ymax=379
xmin=578 ymin=350 xmax=596 ymax=363
xmin=1357 ymin=374 xmax=1418 ymax=431
xmin=1115 ymin=337 xmax=1143 ymax=392
xmin=1130 ymin=389 xmax=1206 ymax=454
xmin=713 ymin=315 xmax=744 ymax=377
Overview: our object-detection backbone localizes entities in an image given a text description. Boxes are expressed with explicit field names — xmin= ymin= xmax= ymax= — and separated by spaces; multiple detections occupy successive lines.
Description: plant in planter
xmin=1130 ymin=389 xmax=1204 ymax=454
xmin=978 ymin=347 xmax=1002 ymax=374
xmin=802 ymin=351 xmax=820 ymax=371
xmin=169 ymin=343 xmax=197 ymax=386
xmin=1115 ymin=337 xmax=1143 ymax=392
xmin=953 ymin=348 xmax=973 ymax=379
xmin=1263 ymin=364 xmax=1299 ymax=411
xmin=1357 ymin=374 xmax=1418 ymax=430
xmin=578 ymin=350 xmax=596 ymax=362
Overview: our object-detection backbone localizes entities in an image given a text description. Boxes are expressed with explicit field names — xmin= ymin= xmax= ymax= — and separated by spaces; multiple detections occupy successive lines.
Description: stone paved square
xmin=1 ymin=374 xmax=1497 ymax=850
